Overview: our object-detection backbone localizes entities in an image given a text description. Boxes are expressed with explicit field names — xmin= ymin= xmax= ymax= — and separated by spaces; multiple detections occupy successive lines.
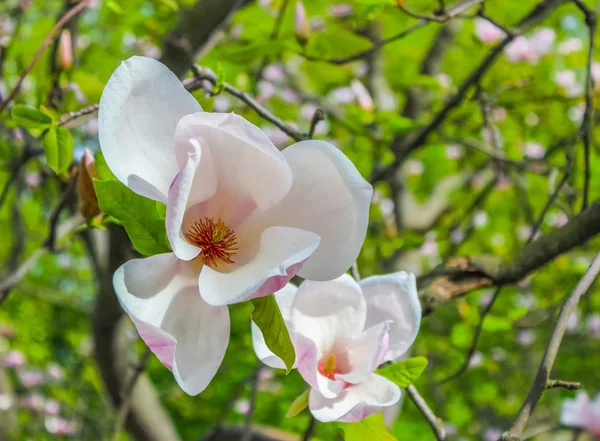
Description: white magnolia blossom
xmin=561 ymin=392 xmax=600 ymax=437
xmin=252 ymin=272 xmax=421 ymax=422
xmin=99 ymin=56 xmax=373 ymax=395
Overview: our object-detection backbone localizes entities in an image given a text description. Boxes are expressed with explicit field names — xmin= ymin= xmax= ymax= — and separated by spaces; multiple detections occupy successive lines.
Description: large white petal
xmin=360 ymin=272 xmax=421 ymax=361
xmin=251 ymin=284 xmax=298 ymax=369
xmin=99 ymin=56 xmax=202 ymax=202
xmin=113 ymin=253 xmax=229 ymax=395
xmin=198 ymin=227 xmax=320 ymax=306
xmin=257 ymin=140 xmax=372 ymax=281
xmin=174 ymin=112 xmax=292 ymax=214
xmin=309 ymin=374 xmax=401 ymax=423
xmin=166 ymin=139 xmax=217 ymax=260
xmin=290 ymin=274 xmax=367 ymax=351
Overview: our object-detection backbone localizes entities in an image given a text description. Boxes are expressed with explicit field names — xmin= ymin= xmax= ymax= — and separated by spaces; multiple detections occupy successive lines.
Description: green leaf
xmin=285 ymin=389 xmax=309 ymax=418
xmin=376 ymin=356 xmax=428 ymax=388
xmin=12 ymin=105 xmax=52 ymax=130
xmin=42 ymin=126 xmax=73 ymax=174
xmin=94 ymin=180 xmax=172 ymax=256
xmin=305 ymin=28 xmax=372 ymax=59
xmin=219 ymin=40 xmax=300 ymax=64
xmin=250 ymin=295 xmax=295 ymax=372
xmin=94 ymin=151 xmax=117 ymax=181
xmin=337 ymin=414 xmax=397 ymax=441
xmin=197 ymin=96 xmax=215 ymax=113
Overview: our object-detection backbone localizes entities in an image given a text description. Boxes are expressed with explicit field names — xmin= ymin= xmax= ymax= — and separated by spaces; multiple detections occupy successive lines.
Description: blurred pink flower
xmin=2 ymin=350 xmax=26 ymax=368
xmin=47 ymin=364 xmax=64 ymax=381
xmin=44 ymin=399 xmax=61 ymax=416
xmin=405 ymin=159 xmax=424 ymax=176
xmin=445 ymin=144 xmax=462 ymax=159
xmin=555 ymin=70 xmax=577 ymax=89
xmin=468 ymin=352 xmax=483 ymax=368
xmin=524 ymin=142 xmax=545 ymax=159
xmin=420 ymin=238 xmax=438 ymax=257
xmin=492 ymin=107 xmax=507 ymax=122
xmin=587 ymin=314 xmax=600 ymax=338
xmin=24 ymin=172 xmax=42 ymax=189
xmin=475 ymin=18 xmax=505 ymax=44
xmin=450 ymin=228 xmax=465 ymax=244
xmin=295 ymin=1 xmax=311 ymax=46
xmin=0 ymin=394 xmax=14 ymax=411
xmin=21 ymin=393 xmax=44 ymax=411
xmin=212 ymin=95 xmax=230 ymax=113
xmin=558 ymin=37 xmax=582 ymax=55
xmin=436 ymin=73 xmax=452 ymax=89
xmin=506 ymin=36 xmax=534 ymax=62
xmin=561 ymin=392 xmax=600 ymax=436
xmin=566 ymin=311 xmax=579 ymax=333
xmin=350 ymin=79 xmax=374 ymax=112
xmin=517 ymin=330 xmax=534 ymax=346
xmin=263 ymin=64 xmax=285 ymax=83
xmin=45 ymin=416 xmax=77 ymax=436
xmin=329 ymin=4 xmax=353 ymax=18
xmin=18 ymin=370 xmax=44 ymax=388
xmin=483 ymin=428 xmax=502 ymax=441
xmin=473 ymin=210 xmax=488 ymax=227
xmin=529 ymin=28 xmax=555 ymax=57
xmin=329 ymin=87 xmax=355 ymax=104
xmin=235 ymin=399 xmax=250 ymax=414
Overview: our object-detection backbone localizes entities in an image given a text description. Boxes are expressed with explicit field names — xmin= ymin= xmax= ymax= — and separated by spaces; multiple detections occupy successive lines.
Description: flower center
xmin=184 ymin=218 xmax=238 ymax=267
xmin=318 ymin=355 xmax=341 ymax=380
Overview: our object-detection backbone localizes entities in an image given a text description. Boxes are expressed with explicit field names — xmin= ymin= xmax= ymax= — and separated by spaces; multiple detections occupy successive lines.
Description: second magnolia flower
xmin=98 ymin=56 xmax=373 ymax=394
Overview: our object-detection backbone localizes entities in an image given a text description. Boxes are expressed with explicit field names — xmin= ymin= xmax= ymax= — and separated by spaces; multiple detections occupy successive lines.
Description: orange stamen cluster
xmin=185 ymin=218 xmax=238 ymax=267
xmin=318 ymin=355 xmax=341 ymax=380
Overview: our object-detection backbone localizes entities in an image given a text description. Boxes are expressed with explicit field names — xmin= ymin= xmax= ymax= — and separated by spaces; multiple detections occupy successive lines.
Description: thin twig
xmin=241 ymin=367 xmax=260 ymax=441
xmin=571 ymin=0 xmax=596 ymax=211
xmin=406 ymin=385 xmax=446 ymax=441
xmin=58 ymin=104 xmax=99 ymax=128
xmin=546 ymin=379 xmax=581 ymax=390
xmin=502 ymin=252 xmax=600 ymax=440
xmin=185 ymin=67 xmax=308 ymax=142
xmin=111 ymin=348 xmax=152 ymax=441
xmin=0 ymin=0 xmax=89 ymax=114
xmin=308 ymin=108 xmax=324 ymax=138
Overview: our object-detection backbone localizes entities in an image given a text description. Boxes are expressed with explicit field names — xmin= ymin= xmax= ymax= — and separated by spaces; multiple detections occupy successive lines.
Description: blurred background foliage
xmin=0 ymin=0 xmax=599 ymax=440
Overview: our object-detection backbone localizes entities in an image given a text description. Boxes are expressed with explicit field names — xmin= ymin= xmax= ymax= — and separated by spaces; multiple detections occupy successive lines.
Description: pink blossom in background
xmin=212 ymin=96 xmax=230 ymax=113
xmin=329 ymin=4 xmax=353 ymax=18
xmin=329 ymin=87 xmax=355 ymax=104
xmin=473 ymin=211 xmax=488 ymax=228
xmin=558 ymin=37 xmax=583 ymax=55
xmin=483 ymin=428 xmax=502 ymax=441
xmin=2 ymin=350 xmax=26 ymax=368
xmin=436 ymin=73 xmax=452 ymax=89
xmin=468 ymin=352 xmax=483 ymax=369
xmin=518 ymin=294 xmax=536 ymax=309
xmin=234 ymin=399 xmax=250 ymax=414
xmin=517 ymin=224 xmax=533 ymax=241
xmin=258 ymin=368 xmax=274 ymax=383
xmin=494 ymin=175 xmax=511 ymax=191
xmin=517 ymin=330 xmax=534 ymax=346
xmin=420 ymin=238 xmax=438 ymax=257
xmin=566 ymin=311 xmax=579 ymax=333
xmin=253 ymin=273 xmax=421 ymax=422
xmin=280 ymin=88 xmax=300 ymax=104
xmin=472 ymin=173 xmax=487 ymax=190
xmin=475 ymin=18 xmax=505 ymax=44
xmin=555 ymin=70 xmax=577 ymax=89
xmin=379 ymin=198 xmax=394 ymax=218
xmin=445 ymin=144 xmax=463 ymax=159
xmin=294 ymin=1 xmax=311 ymax=46
xmin=568 ymin=103 xmax=586 ymax=122
xmin=263 ymin=64 xmax=285 ymax=83
xmin=301 ymin=103 xmax=318 ymax=120
xmin=44 ymin=399 xmax=61 ymax=416
xmin=0 ymin=394 xmax=14 ymax=411
xmin=21 ymin=394 xmax=45 ymax=411
xmin=561 ymin=392 xmax=600 ymax=436
xmin=524 ymin=142 xmax=545 ymax=159
xmin=491 ymin=347 xmax=507 ymax=361
xmin=450 ymin=228 xmax=465 ymax=244
xmin=256 ymin=80 xmax=276 ymax=103
xmin=18 ymin=370 xmax=44 ymax=388
xmin=24 ymin=172 xmax=42 ymax=189
xmin=505 ymin=36 xmax=534 ymax=63
xmin=492 ymin=107 xmax=507 ymax=122
xmin=529 ymin=28 xmax=555 ymax=57
xmin=405 ymin=159 xmax=424 ymax=176
xmin=45 ymin=416 xmax=77 ymax=436
xmin=350 ymin=79 xmax=374 ymax=112
xmin=587 ymin=314 xmax=600 ymax=338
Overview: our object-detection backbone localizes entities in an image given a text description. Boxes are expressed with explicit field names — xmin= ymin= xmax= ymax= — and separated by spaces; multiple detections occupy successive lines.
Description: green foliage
xmin=338 ymin=414 xmax=397 ymax=441
xmin=94 ymin=180 xmax=171 ymax=255
xmin=285 ymin=388 xmax=309 ymax=418
xmin=377 ymin=357 xmax=428 ymax=388
xmin=42 ymin=125 xmax=73 ymax=174
xmin=11 ymin=105 xmax=52 ymax=130
xmin=251 ymin=295 xmax=296 ymax=372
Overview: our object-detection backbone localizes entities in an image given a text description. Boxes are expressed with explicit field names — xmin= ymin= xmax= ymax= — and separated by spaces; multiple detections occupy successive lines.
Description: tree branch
xmin=406 ymin=385 xmax=446 ymax=441
xmin=502 ymin=251 xmax=600 ymax=440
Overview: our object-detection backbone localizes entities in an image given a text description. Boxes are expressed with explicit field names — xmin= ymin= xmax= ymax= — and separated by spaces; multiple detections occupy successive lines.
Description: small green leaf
xmin=94 ymin=180 xmax=172 ymax=256
xmin=106 ymin=0 xmax=123 ymax=14
xmin=42 ymin=126 xmax=73 ymax=174
xmin=251 ymin=295 xmax=295 ymax=372
xmin=12 ymin=105 xmax=52 ymax=130
xmin=219 ymin=40 xmax=300 ymax=64
xmin=285 ymin=389 xmax=309 ymax=418
xmin=156 ymin=201 xmax=167 ymax=220
xmin=305 ymin=28 xmax=372 ymax=59
xmin=337 ymin=414 xmax=397 ymax=441
xmin=197 ymin=96 xmax=215 ymax=113
xmin=94 ymin=151 xmax=117 ymax=181
xmin=377 ymin=357 xmax=428 ymax=389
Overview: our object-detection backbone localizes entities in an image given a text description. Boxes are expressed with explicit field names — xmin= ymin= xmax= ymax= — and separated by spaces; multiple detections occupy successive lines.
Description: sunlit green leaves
xmin=11 ymin=105 xmax=52 ymax=130
xmin=250 ymin=295 xmax=295 ymax=372
xmin=42 ymin=125 xmax=73 ymax=174
xmin=377 ymin=357 xmax=428 ymax=389
xmin=94 ymin=180 xmax=171 ymax=256
xmin=305 ymin=27 xmax=372 ymax=59
xmin=338 ymin=413 xmax=397 ymax=441
xmin=285 ymin=389 xmax=309 ymax=418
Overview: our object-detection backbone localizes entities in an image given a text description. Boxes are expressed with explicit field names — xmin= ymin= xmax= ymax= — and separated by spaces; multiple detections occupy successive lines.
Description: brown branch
xmin=184 ymin=67 xmax=308 ymax=142
xmin=419 ymin=201 xmax=600 ymax=315
xmin=502 ymin=252 xmax=600 ymax=440
xmin=546 ymin=379 xmax=581 ymax=391
xmin=58 ymin=104 xmax=99 ymax=128
xmin=0 ymin=0 xmax=89 ymax=114
xmin=406 ymin=385 xmax=446 ymax=441
xmin=371 ymin=0 xmax=570 ymax=183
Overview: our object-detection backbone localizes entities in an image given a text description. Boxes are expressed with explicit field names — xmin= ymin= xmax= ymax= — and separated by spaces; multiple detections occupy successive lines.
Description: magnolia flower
xmin=295 ymin=1 xmax=311 ymax=46
xmin=252 ymin=273 xmax=421 ymax=422
xmin=475 ymin=18 xmax=505 ymax=44
xmin=561 ymin=392 xmax=600 ymax=437
xmin=99 ymin=57 xmax=372 ymax=395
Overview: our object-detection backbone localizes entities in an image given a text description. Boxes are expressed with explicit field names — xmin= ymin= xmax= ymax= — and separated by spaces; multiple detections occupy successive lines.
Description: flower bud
xmin=295 ymin=1 xmax=311 ymax=46
xmin=76 ymin=148 xmax=100 ymax=221
xmin=56 ymin=29 xmax=73 ymax=72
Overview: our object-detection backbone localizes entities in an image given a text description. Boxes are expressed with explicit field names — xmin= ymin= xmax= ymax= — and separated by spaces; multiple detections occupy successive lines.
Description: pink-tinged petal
xmin=166 ymin=139 xmax=217 ymax=260
xmin=290 ymin=274 xmax=367 ymax=351
xmin=309 ymin=374 xmax=401 ymax=422
xmin=251 ymin=284 xmax=298 ymax=369
xmin=198 ymin=227 xmax=319 ymax=306
xmin=174 ymin=112 xmax=292 ymax=213
xmin=336 ymin=321 xmax=390 ymax=385
xmin=359 ymin=272 xmax=421 ymax=361
xmin=113 ymin=253 xmax=229 ymax=395
xmin=561 ymin=392 xmax=591 ymax=428
xmin=259 ymin=140 xmax=372 ymax=281
xmin=99 ymin=56 xmax=201 ymax=202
